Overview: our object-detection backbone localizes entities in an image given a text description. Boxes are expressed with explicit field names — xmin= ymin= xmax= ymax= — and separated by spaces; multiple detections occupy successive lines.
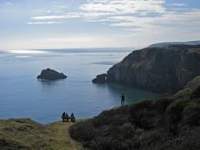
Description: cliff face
xmin=107 ymin=44 xmax=200 ymax=93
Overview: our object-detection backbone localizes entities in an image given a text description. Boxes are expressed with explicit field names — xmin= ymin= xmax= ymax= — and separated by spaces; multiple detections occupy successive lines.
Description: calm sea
xmin=0 ymin=48 xmax=158 ymax=123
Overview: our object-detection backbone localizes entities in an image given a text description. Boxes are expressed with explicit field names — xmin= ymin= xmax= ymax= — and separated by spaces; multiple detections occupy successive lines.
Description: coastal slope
xmin=107 ymin=44 xmax=200 ymax=93
xmin=70 ymin=75 xmax=200 ymax=150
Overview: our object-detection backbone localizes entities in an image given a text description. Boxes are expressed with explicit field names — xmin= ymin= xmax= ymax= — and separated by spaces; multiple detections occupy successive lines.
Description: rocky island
xmin=37 ymin=68 xmax=67 ymax=81
xmin=94 ymin=42 xmax=200 ymax=93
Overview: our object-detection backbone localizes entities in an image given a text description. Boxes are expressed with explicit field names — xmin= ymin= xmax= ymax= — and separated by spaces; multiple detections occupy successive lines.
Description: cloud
xmin=29 ymin=12 xmax=80 ymax=24
xmin=29 ymin=0 xmax=166 ymax=25
xmin=28 ymin=0 xmax=200 ymax=35
xmin=31 ymin=13 xmax=80 ymax=21
xmin=2 ymin=0 xmax=200 ymax=50
xmin=27 ymin=21 xmax=62 ymax=25
xmin=78 ymin=0 xmax=200 ymax=32
xmin=80 ymin=0 xmax=165 ymax=15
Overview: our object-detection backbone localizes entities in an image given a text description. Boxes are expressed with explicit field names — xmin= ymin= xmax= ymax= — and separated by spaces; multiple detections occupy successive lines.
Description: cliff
xmin=70 ymin=76 xmax=200 ymax=150
xmin=107 ymin=44 xmax=200 ymax=93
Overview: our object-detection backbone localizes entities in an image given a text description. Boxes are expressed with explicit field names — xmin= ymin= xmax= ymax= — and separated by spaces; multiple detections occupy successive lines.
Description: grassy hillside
xmin=0 ymin=119 xmax=82 ymax=150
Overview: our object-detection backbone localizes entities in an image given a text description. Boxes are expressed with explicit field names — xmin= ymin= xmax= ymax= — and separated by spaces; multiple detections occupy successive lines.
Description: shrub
xmin=182 ymin=104 xmax=200 ymax=126
xmin=69 ymin=120 xmax=96 ymax=142
xmin=191 ymin=86 xmax=200 ymax=99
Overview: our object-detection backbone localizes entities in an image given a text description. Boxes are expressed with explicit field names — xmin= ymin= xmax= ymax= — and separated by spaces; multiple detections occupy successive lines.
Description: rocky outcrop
xmin=107 ymin=44 xmax=200 ymax=93
xmin=37 ymin=68 xmax=67 ymax=81
xmin=92 ymin=74 xmax=108 ymax=84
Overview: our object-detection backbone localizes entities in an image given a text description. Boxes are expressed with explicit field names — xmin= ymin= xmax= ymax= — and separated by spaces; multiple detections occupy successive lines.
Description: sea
xmin=0 ymin=48 xmax=158 ymax=123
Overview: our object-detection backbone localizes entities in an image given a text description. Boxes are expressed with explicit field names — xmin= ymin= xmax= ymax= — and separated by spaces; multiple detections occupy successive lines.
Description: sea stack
xmin=37 ymin=68 xmax=67 ymax=81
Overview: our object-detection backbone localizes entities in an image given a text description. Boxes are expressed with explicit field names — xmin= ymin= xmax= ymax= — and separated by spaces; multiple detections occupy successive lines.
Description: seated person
xmin=70 ymin=113 xmax=76 ymax=123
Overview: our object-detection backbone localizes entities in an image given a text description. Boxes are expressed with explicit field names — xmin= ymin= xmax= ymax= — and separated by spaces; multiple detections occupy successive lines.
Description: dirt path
xmin=47 ymin=122 xmax=82 ymax=150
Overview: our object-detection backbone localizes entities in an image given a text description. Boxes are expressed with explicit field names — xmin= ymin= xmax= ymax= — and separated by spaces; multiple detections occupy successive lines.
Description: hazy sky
xmin=0 ymin=0 xmax=200 ymax=50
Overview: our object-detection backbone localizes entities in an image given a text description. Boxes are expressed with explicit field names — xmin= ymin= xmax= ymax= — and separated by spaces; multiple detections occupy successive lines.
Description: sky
xmin=0 ymin=0 xmax=200 ymax=50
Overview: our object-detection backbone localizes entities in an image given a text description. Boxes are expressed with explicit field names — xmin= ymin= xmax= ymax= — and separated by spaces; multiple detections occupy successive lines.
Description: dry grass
xmin=0 ymin=119 xmax=82 ymax=150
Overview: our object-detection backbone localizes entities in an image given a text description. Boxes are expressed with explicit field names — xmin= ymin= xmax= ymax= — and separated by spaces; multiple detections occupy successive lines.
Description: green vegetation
xmin=174 ymin=88 xmax=192 ymax=98
xmin=0 ymin=119 xmax=82 ymax=150
xmin=170 ymin=100 xmax=193 ymax=110
xmin=70 ymin=76 xmax=200 ymax=150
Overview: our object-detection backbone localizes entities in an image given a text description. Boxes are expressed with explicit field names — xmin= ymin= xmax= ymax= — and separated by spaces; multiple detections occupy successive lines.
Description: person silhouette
xmin=65 ymin=112 xmax=69 ymax=122
xmin=61 ymin=112 xmax=66 ymax=122
xmin=70 ymin=113 xmax=76 ymax=123
xmin=121 ymin=94 xmax=125 ymax=106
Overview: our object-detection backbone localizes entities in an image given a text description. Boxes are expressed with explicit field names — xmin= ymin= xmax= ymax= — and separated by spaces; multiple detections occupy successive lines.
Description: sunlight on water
xmin=7 ymin=50 xmax=48 ymax=54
